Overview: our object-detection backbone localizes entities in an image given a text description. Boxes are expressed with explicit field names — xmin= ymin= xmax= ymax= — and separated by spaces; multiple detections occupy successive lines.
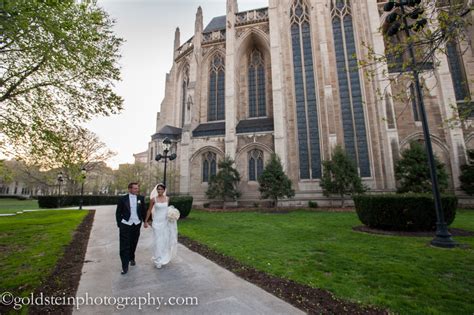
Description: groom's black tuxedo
xmin=116 ymin=193 xmax=146 ymax=272
xmin=115 ymin=194 xmax=146 ymax=227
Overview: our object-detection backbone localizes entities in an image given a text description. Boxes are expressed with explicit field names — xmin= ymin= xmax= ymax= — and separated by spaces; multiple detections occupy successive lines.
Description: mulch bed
xmin=178 ymin=235 xmax=388 ymax=315
xmin=27 ymin=210 xmax=96 ymax=315
xmin=353 ymin=225 xmax=474 ymax=237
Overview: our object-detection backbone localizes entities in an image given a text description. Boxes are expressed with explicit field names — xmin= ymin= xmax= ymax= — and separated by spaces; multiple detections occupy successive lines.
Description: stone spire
xmin=173 ymin=27 xmax=180 ymax=57
xmin=226 ymin=0 xmax=238 ymax=13
xmin=195 ymin=6 xmax=203 ymax=34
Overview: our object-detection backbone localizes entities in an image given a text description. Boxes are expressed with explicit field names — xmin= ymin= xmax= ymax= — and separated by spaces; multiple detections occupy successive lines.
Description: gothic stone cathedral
xmin=147 ymin=0 xmax=474 ymax=206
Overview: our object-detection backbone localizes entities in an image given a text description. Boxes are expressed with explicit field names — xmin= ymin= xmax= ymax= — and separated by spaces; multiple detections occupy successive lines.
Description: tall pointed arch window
xmin=290 ymin=0 xmax=321 ymax=179
xmin=208 ymin=54 xmax=225 ymax=121
xmin=248 ymin=149 xmax=264 ymax=181
xmin=248 ymin=49 xmax=266 ymax=117
xmin=202 ymin=152 xmax=217 ymax=183
xmin=331 ymin=0 xmax=371 ymax=177
xmin=181 ymin=65 xmax=189 ymax=127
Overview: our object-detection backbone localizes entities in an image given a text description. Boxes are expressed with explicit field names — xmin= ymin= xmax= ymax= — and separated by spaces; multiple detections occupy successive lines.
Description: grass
xmin=0 ymin=198 xmax=39 ymax=214
xmin=0 ymin=210 xmax=88 ymax=313
xmin=178 ymin=209 xmax=474 ymax=315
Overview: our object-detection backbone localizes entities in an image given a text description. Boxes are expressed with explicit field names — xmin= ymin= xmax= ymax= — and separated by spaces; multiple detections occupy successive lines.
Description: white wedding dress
xmin=151 ymin=198 xmax=178 ymax=268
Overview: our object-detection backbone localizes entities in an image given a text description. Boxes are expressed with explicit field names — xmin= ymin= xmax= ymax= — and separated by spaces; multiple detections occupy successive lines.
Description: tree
xmin=459 ymin=149 xmax=474 ymax=195
xmin=395 ymin=141 xmax=449 ymax=193
xmin=1 ymin=0 xmax=123 ymax=159
xmin=258 ymin=153 xmax=295 ymax=208
xmin=320 ymin=146 xmax=366 ymax=207
xmin=359 ymin=1 xmax=473 ymax=119
xmin=0 ymin=160 xmax=13 ymax=186
xmin=206 ymin=156 xmax=241 ymax=208
xmin=12 ymin=127 xmax=116 ymax=194
xmin=83 ymin=162 xmax=115 ymax=195
xmin=112 ymin=162 xmax=149 ymax=194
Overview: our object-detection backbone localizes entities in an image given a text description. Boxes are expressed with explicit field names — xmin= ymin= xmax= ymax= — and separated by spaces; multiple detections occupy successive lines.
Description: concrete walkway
xmin=74 ymin=206 xmax=304 ymax=315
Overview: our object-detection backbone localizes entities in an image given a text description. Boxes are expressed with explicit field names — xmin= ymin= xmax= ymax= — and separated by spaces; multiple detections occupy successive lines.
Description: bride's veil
xmin=150 ymin=184 xmax=158 ymax=200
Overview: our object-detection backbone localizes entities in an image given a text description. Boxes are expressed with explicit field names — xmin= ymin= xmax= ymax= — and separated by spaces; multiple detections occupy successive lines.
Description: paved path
xmin=74 ymin=206 xmax=304 ymax=315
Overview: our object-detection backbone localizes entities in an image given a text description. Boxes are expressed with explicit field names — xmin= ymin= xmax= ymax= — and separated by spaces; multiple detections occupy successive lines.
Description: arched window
xmin=181 ymin=65 xmax=189 ymax=127
xmin=208 ymin=54 xmax=225 ymax=121
xmin=150 ymin=147 xmax=154 ymax=161
xmin=331 ymin=0 xmax=371 ymax=177
xmin=202 ymin=152 xmax=217 ymax=182
xmin=248 ymin=49 xmax=266 ymax=117
xmin=290 ymin=0 xmax=321 ymax=179
xmin=248 ymin=149 xmax=264 ymax=181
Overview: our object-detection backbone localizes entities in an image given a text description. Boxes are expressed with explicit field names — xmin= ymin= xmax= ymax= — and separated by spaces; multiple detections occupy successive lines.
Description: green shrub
xmin=354 ymin=194 xmax=457 ymax=231
xmin=459 ymin=149 xmax=474 ymax=195
xmin=169 ymin=195 xmax=193 ymax=219
xmin=308 ymin=200 xmax=318 ymax=208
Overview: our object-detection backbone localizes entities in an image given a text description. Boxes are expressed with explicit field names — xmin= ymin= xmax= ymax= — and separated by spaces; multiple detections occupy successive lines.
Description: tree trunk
xmin=340 ymin=193 xmax=345 ymax=208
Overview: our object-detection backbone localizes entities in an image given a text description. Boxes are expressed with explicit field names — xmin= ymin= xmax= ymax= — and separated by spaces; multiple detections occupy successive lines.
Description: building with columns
xmin=148 ymin=0 xmax=474 ymax=206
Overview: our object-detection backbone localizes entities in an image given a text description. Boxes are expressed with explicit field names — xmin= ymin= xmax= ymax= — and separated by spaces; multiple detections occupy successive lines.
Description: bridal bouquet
xmin=167 ymin=205 xmax=180 ymax=221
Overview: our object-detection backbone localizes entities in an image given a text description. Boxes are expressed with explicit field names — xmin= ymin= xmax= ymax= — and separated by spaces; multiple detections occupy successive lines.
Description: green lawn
xmin=0 ymin=210 xmax=88 ymax=312
xmin=0 ymin=198 xmax=39 ymax=214
xmin=178 ymin=209 xmax=474 ymax=314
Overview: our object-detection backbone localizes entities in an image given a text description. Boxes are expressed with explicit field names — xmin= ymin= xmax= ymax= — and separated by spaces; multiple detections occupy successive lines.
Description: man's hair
xmin=128 ymin=182 xmax=139 ymax=189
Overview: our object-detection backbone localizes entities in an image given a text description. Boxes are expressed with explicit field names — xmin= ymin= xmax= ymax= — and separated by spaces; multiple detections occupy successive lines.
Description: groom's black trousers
xmin=119 ymin=222 xmax=141 ymax=270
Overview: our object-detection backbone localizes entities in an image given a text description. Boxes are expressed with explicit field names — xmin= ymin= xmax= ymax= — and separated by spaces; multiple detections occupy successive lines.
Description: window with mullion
xmin=209 ymin=55 xmax=225 ymax=121
xmin=202 ymin=152 xmax=217 ymax=182
xmin=248 ymin=49 xmax=266 ymax=118
xmin=248 ymin=149 xmax=264 ymax=181
xmin=331 ymin=0 xmax=371 ymax=177
xmin=290 ymin=0 xmax=321 ymax=180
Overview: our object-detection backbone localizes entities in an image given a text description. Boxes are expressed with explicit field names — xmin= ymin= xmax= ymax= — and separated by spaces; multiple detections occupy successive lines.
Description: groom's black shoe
xmin=130 ymin=260 xmax=136 ymax=266
xmin=121 ymin=267 xmax=128 ymax=275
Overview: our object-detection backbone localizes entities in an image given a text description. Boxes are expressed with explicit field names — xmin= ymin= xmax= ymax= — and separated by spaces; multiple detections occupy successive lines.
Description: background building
xmin=148 ymin=0 xmax=474 ymax=206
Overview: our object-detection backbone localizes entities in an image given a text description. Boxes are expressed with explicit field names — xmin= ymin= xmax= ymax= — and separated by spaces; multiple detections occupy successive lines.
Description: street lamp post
xmin=383 ymin=0 xmax=456 ymax=247
xmin=155 ymin=137 xmax=177 ymax=187
xmin=57 ymin=172 xmax=64 ymax=208
xmin=79 ymin=167 xmax=86 ymax=210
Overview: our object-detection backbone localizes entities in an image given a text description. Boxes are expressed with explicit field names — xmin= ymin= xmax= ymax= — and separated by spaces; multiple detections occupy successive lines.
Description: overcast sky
xmin=89 ymin=0 xmax=268 ymax=169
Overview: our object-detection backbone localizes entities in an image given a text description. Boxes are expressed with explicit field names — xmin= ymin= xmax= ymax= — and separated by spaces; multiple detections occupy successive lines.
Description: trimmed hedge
xmin=38 ymin=195 xmax=120 ymax=208
xmin=169 ymin=195 xmax=193 ymax=219
xmin=354 ymin=194 xmax=458 ymax=231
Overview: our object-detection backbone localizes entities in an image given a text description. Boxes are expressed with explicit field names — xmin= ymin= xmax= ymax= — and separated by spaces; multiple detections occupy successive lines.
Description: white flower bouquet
xmin=167 ymin=205 xmax=180 ymax=221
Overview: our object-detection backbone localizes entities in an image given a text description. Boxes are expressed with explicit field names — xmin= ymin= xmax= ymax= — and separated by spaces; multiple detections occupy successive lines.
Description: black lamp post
xmin=79 ymin=167 xmax=86 ymax=210
xmin=383 ymin=0 xmax=456 ymax=248
xmin=155 ymin=137 xmax=177 ymax=187
xmin=57 ymin=172 xmax=64 ymax=208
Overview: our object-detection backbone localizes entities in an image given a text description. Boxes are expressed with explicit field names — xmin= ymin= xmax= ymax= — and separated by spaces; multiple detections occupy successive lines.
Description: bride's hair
xmin=157 ymin=183 xmax=166 ymax=190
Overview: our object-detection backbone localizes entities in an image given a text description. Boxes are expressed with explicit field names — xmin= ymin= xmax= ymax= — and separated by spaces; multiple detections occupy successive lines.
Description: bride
xmin=144 ymin=183 xmax=178 ymax=268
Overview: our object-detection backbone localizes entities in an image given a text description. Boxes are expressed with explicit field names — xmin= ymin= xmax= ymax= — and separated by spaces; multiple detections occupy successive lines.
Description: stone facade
xmin=148 ymin=0 xmax=474 ymax=206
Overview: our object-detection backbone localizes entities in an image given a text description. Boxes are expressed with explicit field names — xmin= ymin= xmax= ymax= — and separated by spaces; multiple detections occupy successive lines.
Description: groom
xmin=116 ymin=182 xmax=146 ymax=275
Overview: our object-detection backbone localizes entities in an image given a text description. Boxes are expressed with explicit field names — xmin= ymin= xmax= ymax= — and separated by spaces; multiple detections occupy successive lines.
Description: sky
xmin=89 ymin=0 xmax=268 ymax=169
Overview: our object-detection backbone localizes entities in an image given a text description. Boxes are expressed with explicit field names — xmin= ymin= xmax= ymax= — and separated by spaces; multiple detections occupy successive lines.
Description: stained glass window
xmin=331 ymin=0 xmax=371 ymax=177
xmin=290 ymin=0 xmax=321 ymax=179
xmin=248 ymin=49 xmax=266 ymax=117
xmin=202 ymin=152 xmax=217 ymax=182
xmin=208 ymin=55 xmax=225 ymax=121
xmin=248 ymin=149 xmax=264 ymax=181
